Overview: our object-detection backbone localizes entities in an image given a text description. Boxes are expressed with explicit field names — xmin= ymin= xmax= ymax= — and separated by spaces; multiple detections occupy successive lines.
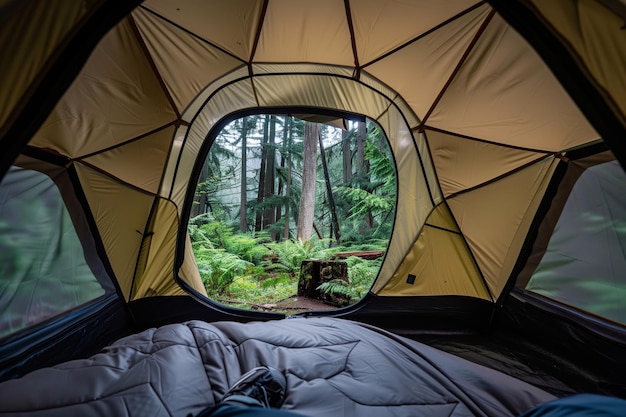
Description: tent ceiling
xmin=1 ymin=0 xmax=623 ymax=303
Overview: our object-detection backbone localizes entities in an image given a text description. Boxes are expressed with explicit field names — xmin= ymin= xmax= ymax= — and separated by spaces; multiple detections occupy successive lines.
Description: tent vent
xmin=406 ymin=274 xmax=416 ymax=285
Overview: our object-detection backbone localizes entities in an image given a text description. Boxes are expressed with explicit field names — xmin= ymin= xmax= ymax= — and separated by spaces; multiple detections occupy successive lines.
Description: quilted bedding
xmin=0 ymin=317 xmax=554 ymax=417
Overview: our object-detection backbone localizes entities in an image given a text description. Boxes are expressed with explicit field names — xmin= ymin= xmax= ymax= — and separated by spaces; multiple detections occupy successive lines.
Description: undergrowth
xmin=189 ymin=218 xmax=386 ymax=308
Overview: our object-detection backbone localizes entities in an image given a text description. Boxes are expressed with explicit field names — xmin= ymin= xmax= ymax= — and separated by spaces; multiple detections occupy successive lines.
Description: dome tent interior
xmin=0 ymin=0 xmax=626 ymax=415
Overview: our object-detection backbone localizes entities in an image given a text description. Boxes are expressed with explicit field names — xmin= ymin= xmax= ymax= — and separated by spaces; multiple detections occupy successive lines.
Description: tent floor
xmin=412 ymin=331 xmax=626 ymax=399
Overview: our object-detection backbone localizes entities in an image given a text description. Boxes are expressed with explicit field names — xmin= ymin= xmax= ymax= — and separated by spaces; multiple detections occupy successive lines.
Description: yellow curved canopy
xmin=1 ymin=0 xmax=624 ymax=304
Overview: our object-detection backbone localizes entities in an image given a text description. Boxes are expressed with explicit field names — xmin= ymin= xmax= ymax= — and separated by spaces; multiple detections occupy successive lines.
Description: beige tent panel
xmin=426 ymin=128 xmax=552 ymax=197
xmin=0 ymin=1 xmax=89 ymax=136
xmin=255 ymin=0 xmax=352 ymax=65
xmin=377 ymin=203 xmax=490 ymax=299
xmin=29 ymin=17 xmax=177 ymax=158
xmin=416 ymin=131 xmax=444 ymax=206
xmin=132 ymin=198 xmax=202 ymax=299
xmin=374 ymin=107 xmax=436 ymax=289
xmin=179 ymin=232 xmax=207 ymax=297
xmin=75 ymin=163 xmax=155 ymax=300
xmin=142 ymin=0 xmax=263 ymax=61
xmin=254 ymin=74 xmax=389 ymax=115
xmin=529 ymin=0 xmax=626 ymax=123
xmin=430 ymin=13 xmax=599 ymax=149
xmin=181 ymin=66 xmax=250 ymax=122
xmin=447 ymin=156 xmax=559 ymax=297
xmin=82 ymin=126 xmax=174 ymax=195
xmin=364 ymin=4 xmax=490 ymax=120
xmin=133 ymin=7 xmax=246 ymax=114
xmin=351 ymin=0 xmax=479 ymax=65
xmin=160 ymin=125 xmax=189 ymax=199
xmin=253 ymin=63 xmax=355 ymax=78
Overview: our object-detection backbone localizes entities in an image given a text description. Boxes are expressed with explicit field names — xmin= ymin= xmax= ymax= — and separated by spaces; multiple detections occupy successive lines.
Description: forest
xmin=188 ymin=115 xmax=397 ymax=312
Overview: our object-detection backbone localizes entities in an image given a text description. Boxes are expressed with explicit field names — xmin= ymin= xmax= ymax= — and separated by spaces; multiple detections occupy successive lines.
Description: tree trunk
xmin=318 ymin=133 xmax=340 ymax=244
xmin=342 ymin=128 xmax=352 ymax=185
xmin=191 ymin=160 xmax=209 ymax=218
xmin=297 ymin=122 xmax=319 ymax=241
xmin=239 ymin=116 xmax=248 ymax=232
xmin=275 ymin=117 xmax=290 ymax=241
xmin=283 ymin=117 xmax=292 ymax=240
xmin=262 ymin=115 xmax=277 ymax=231
xmin=356 ymin=121 xmax=373 ymax=230
xmin=255 ymin=115 xmax=269 ymax=231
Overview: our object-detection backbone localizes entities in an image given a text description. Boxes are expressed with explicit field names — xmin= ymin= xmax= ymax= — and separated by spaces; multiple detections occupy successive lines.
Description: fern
xmin=265 ymin=238 xmax=329 ymax=279
xmin=317 ymin=279 xmax=353 ymax=295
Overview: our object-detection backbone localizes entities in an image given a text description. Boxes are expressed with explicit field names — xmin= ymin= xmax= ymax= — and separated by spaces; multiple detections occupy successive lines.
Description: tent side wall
xmin=488 ymin=0 xmax=626 ymax=170
xmin=0 ymin=151 xmax=134 ymax=383
xmin=0 ymin=0 xmax=142 ymax=180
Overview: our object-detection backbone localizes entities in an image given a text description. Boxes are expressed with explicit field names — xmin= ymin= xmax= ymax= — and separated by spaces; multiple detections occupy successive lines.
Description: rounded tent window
xmin=187 ymin=114 xmax=397 ymax=313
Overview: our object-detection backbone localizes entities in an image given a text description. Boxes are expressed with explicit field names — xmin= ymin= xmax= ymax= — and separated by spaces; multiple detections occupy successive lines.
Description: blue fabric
xmin=196 ymin=404 xmax=306 ymax=417
xmin=196 ymin=394 xmax=626 ymax=417
xmin=518 ymin=394 xmax=626 ymax=417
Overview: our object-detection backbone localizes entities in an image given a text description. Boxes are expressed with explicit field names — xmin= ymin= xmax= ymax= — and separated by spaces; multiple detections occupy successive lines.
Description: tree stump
xmin=298 ymin=260 xmax=349 ymax=303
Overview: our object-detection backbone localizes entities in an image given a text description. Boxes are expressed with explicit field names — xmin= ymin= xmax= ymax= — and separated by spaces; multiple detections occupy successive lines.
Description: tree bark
xmin=297 ymin=122 xmax=319 ymax=241
xmin=190 ymin=160 xmax=209 ymax=218
xmin=262 ymin=115 xmax=277 ymax=231
xmin=239 ymin=116 xmax=248 ymax=232
xmin=342 ymin=128 xmax=352 ymax=185
xmin=255 ymin=115 xmax=269 ymax=231
xmin=283 ymin=117 xmax=292 ymax=240
xmin=318 ymin=133 xmax=340 ymax=244
xmin=356 ymin=121 xmax=373 ymax=230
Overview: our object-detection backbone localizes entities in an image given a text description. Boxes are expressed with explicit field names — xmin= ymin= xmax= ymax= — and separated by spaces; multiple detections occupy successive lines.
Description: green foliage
xmin=346 ymin=256 xmax=380 ymax=290
xmin=225 ymin=273 xmax=295 ymax=305
xmin=193 ymin=245 xmax=253 ymax=298
xmin=264 ymin=238 xmax=330 ymax=279
xmin=189 ymin=217 xmax=271 ymax=262
xmin=317 ymin=256 xmax=379 ymax=303
xmin=187 ymin=114 xmax=397 ymax=310
xmin=337 ymin=186 xmax=393 ymax=217
xmin=316 ymin=279 xmax=355 ymax=301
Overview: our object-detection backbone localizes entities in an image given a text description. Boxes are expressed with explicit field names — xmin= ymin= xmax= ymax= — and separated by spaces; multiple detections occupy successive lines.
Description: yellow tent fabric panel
xmin=255 ymin=0 xmax=352 ymax=65
xmin=0 ymin=0 xmax=90 ymax=137
xmin=133 ymin=7 xmax=246 ymax=114
xmin=29 ymin=16 xmax=177 ymax=158
xmin=372 ymin=103 xmax=437 ymax=290
xmin=365 ymin=4 xmax=490 ymax=120
xmin=141 ymin=0 xmax=264 ymax=61
xmin=254 ymin=74 xmax=390 ymax=116
xmin=132 ymin=198 xmax=204 ymax=299
xmin=75 ymin=162 xmax=155 ymax=300
xmin=430 ymin=12 xmax=598 ymax=149
xmin=426 ymin=129 xmax=550 ymax=198
xmin=529 ymin=0 xmax=626 ymax=124
xmin=179 ymin=233 xmax=207 ymax=297
xmin=351 ymin=0 xmax=479 ymax=65
xmin=377 ymin=203 xmax=490 ymax=299
xmin=447 ymin=156 xmax=559 ymax=297
xmin=82 ymin=126 xmax=174 ymax=195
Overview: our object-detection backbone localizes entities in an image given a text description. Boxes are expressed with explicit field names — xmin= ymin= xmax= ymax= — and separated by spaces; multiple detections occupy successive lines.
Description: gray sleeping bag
xmin=0 ymin=317 xmax=554 ymax=417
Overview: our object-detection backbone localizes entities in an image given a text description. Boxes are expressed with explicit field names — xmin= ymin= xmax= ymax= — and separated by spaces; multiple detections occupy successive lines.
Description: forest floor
xmin=273 ymin=295 xmax=336 ymax=314
xmin=219 ymin=294 xmax=337 ymax=315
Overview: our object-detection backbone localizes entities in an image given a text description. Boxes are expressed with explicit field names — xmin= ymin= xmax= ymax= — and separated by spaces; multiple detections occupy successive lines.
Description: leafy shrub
xmin=264 ymin=238 xmax=329 ymax=279
xmin=194 ymin=246 xmax=253 ymax=297
xmin=317 ymin=256 xmax=379 ymax=303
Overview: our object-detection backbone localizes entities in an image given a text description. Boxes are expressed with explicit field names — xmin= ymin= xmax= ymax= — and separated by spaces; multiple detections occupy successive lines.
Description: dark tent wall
xmin=0 ymin=0 xmax=625 ymax=397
